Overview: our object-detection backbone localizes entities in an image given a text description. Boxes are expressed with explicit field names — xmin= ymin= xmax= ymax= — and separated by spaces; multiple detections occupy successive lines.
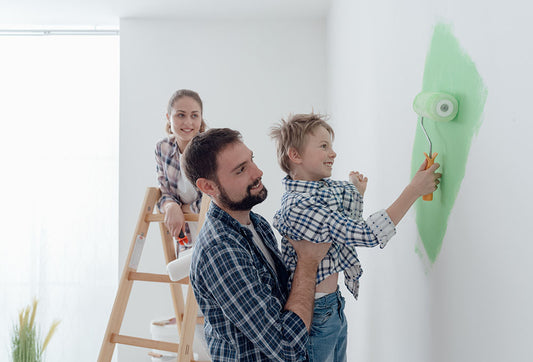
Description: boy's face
xmin=298 ymin=126 xmax=337 ymax=181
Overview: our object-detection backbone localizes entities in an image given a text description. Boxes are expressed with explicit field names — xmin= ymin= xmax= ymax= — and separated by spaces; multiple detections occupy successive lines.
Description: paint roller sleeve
xmin=413 ymin=91 xmax=459 ymax=122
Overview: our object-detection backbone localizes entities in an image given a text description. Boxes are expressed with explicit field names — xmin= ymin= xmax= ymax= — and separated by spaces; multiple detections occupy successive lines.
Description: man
xmin=182 ymin=128 xmax=330 ymax=361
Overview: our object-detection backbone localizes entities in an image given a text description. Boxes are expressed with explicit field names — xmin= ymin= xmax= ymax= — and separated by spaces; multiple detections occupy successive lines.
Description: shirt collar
xmin=166 ymin=136 xmax=180 ymax=158
xmin=207 ymin=201 xmax=262 ymax=233
xmin=281 ymin=175 xmax=332 ymax=193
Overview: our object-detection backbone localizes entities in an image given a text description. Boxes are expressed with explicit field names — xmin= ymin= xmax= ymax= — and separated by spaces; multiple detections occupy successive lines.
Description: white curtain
xmin=0 ymin=35 xmax=119 ymax=361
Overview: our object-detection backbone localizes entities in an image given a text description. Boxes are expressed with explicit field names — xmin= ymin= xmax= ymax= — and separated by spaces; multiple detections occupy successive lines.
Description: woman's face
xmin=167 ymin=96 xmax=203 ymax=149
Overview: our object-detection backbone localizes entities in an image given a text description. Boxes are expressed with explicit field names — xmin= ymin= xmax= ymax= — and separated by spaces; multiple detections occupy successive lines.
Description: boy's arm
xmin=386 ymin=160 xmax=441 ymax=225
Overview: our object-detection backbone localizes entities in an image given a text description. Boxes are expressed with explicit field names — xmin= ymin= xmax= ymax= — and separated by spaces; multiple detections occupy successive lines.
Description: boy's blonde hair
xmin=270 ymin=113 xmax=334 ymax=175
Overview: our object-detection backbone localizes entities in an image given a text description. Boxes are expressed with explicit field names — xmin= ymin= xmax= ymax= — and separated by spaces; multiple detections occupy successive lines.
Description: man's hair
xmin=270 ymin=113 xmax=334 ymax=175
xmin=182 ymin=128 xmax=243 ymax=186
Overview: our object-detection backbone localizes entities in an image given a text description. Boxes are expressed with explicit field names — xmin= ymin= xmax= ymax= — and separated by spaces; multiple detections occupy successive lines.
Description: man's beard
xmin=217 ymin=178 xmax=268 ymax=211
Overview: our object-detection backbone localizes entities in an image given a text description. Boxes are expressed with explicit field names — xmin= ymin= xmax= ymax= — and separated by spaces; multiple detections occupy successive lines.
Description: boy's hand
xmin=349 ymin=171 xmax=368 ymax=196
xmin=409 ymin=160 xmax=442 ymax=196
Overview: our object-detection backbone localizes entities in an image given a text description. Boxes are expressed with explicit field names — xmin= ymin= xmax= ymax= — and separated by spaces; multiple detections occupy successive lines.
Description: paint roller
xmin=413 ymin=91 xmax=458 ymax=201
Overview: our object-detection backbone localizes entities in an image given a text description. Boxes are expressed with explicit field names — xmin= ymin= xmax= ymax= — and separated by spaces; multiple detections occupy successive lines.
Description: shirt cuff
xmin=367 ymin=209 xmax=396 ymax=248
xmin=157 ymin=194 xmax=182 ymax=212
xmin=280 ymin=310 xmax=309 ymax=361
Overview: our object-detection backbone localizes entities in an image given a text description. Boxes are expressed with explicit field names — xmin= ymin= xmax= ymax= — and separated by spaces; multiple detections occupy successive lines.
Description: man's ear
xmin=288 ymin=147 xmax=302 ymax=164
xmin=196 ymin=178 xmax=218 ymax=197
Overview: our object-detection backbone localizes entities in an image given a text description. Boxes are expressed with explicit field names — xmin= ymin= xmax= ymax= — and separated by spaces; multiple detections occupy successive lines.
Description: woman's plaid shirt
xmin=155 ymin=136 xmax=202 ymax=212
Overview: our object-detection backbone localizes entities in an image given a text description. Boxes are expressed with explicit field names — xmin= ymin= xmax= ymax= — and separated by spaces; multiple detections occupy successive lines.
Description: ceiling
xmin=0 ymin=0 xmax=332 ymax=28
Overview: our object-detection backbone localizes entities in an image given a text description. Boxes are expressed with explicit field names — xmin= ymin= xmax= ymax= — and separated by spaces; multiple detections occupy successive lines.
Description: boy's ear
xmin=196 ymin=178 xmax=218 ymax=197
xmin=288 ymin=147 xmax=303 ymax=164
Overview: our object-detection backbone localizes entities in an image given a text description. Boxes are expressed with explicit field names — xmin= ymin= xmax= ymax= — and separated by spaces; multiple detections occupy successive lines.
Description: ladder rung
xmin=110 ymin=333 xmax=178 ymax=352
xmin=145 ymin=214 xmax=199 ymax=223
xmin=189 ymin=314 xmax=204 ymax=325
xmin=128 ymin=271 xmax=189 ymax=284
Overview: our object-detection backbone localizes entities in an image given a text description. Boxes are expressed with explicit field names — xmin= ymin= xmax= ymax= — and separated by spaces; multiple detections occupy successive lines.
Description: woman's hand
xmin=164 ymin=202 xmax=186 ymax=239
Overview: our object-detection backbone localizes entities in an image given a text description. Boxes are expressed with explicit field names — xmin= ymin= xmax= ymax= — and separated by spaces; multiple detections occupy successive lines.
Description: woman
xmin=155 ymin=89 xmax=207 ymax=251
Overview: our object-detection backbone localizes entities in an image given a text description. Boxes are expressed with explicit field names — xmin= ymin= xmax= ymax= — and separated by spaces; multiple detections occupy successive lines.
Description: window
xmin=0 ymin=34 xmax=119 ymax=361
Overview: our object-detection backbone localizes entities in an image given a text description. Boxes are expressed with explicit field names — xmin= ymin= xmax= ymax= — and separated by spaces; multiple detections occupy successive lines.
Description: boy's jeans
xmin=307 ymin=288 xmax=347 ymax=362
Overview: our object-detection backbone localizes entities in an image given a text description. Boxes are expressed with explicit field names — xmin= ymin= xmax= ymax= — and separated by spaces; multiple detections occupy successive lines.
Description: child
xmin=270 ymin=113 xmax=441 ymax=362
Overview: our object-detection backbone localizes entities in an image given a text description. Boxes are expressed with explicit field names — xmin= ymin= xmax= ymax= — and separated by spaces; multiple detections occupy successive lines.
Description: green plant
xmin=10 ymin=299 xmax=60 ymax=362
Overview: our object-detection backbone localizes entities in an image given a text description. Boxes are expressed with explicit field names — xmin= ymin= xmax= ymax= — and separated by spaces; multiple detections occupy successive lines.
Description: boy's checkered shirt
xmin=273 ymin=176 xmax=396 ymax=299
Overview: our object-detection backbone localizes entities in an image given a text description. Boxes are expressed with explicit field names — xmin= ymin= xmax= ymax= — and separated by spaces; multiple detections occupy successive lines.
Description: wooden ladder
xmin=98 ymin=187 xmax=210 ymax=362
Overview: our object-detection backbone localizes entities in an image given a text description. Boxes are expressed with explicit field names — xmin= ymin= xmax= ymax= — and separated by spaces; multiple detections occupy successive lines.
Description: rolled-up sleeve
xmin=155 ymin=141 xmax=181 ymax=210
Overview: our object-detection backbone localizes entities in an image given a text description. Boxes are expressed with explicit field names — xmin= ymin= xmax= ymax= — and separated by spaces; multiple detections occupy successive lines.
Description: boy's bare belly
xmin=316 ymin=273 xmax=339 ymax=293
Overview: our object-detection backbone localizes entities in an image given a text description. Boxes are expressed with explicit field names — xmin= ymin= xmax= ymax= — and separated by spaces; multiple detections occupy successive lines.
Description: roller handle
xmin=422 ymin=152 xmax=438 ymax=201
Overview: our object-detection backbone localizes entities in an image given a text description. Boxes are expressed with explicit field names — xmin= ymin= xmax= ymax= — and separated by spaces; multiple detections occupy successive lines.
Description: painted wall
xmin=327 ymin=0 xmax=533 ymax=361
xmin=119 ymin=18 xmax=326 ymax=361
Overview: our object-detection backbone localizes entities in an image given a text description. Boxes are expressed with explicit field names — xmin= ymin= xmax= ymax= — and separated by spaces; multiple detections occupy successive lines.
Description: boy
xmin=270 ymin=113 xmax=441 ymax=362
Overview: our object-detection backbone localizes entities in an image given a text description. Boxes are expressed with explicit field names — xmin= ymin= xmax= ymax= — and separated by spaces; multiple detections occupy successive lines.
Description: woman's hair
xmin=270 ymin=113 xmax=334 ymax=175
xmin=182 ymin=128 xmax=242 ymax=186
xmin=165 ymin=89 xmax=207 ymax=135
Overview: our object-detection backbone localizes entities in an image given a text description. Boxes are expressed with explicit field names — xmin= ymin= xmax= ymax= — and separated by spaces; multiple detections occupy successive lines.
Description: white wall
xmin=328 ymin=1 xmax=533 ymax=361
xmin=119 ymin=18 xmax=326 ymax=361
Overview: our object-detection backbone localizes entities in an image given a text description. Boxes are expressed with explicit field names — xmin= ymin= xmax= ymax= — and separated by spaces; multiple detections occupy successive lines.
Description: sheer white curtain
xmin=0 ymin=35 xmax=119 ymax=361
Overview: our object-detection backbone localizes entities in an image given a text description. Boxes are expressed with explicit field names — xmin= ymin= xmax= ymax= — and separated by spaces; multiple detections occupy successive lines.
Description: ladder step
xmin=145 ymin=214 xmax=199 ymax=223
xmin=110 ymin=333 xmax=178 ymax=352
xmin=128 ymin=271 xmax=189 ymax=284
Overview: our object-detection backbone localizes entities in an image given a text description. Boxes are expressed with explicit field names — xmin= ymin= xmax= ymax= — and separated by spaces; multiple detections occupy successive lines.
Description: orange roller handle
xmin=422 ymin=152 xmax=438 ymax=201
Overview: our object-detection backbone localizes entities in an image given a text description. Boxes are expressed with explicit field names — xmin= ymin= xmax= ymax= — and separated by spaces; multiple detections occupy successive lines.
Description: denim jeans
xmin=307 ymin=289 xmax=347 ymax=362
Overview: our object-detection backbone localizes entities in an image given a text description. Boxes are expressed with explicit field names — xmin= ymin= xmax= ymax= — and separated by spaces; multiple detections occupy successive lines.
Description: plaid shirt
xmin=190 ymin=202 xmax=309 ymax=361
xmin=273 ymin=176 xmax=396 ymax=299
xmin=155 ymin=136 xmax=202 ymax=212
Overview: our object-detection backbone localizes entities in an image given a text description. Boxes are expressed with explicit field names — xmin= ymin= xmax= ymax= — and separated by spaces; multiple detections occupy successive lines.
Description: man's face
xmin=214 ymin=141 xmax=267 ymax=211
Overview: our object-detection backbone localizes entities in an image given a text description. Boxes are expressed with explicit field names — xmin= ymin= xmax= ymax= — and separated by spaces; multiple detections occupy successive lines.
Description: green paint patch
xmin=411 ymin=23 xmax=487 ymax=263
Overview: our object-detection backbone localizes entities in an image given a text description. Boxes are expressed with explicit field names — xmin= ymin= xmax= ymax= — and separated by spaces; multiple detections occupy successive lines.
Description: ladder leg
xmin=98 ymin=188 xmax=160 ymax=362
xmin=178 ymin=194 xmax=210 ymax=362
xmin=159 ymin=220 xmax=185 ymax=337
xmin=178 ymin=283 xmax=199 ymax=362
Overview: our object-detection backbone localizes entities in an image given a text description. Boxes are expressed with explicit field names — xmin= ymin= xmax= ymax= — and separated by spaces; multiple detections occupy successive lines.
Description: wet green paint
xmin=411 ymin=23 xmax=487 ymax=263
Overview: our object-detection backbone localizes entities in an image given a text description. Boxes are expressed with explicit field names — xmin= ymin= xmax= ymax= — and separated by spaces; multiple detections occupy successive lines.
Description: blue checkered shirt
xmin=273 ymin=176 xmax=396 ymax=299
xmin=155 ymin=136 xmax=202 ymax=212
xmin=190 ymin=202 xmax=309 ymax=361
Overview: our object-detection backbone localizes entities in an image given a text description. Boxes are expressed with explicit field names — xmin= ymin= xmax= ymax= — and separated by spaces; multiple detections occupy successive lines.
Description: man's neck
xmin=213 ymin=200 xmax=252 ymax=225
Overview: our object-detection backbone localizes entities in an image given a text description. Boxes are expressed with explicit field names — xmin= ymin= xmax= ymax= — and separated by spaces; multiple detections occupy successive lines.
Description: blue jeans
xmin=307 ymin=289 xmax=347 ymax=362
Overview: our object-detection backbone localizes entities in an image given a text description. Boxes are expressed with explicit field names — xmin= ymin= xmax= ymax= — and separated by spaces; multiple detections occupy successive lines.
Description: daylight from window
xmin=0 ymin=34 xmax=119 ymax=361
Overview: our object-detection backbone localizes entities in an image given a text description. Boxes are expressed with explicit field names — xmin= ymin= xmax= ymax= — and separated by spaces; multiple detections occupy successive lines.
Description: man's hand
xmin=288 ymin=239 xmax=331 ymax=267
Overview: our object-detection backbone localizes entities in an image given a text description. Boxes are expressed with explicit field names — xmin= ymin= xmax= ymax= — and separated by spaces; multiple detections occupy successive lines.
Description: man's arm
xmin=284 ymin=239 xmax=331 ymax=331
xmin=198 ymin=240 xmax=313 ymax=361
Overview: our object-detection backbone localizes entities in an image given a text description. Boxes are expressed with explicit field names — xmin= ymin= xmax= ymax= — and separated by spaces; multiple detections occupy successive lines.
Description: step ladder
xmin=98 ymin=187 xmax=210 ymax=362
